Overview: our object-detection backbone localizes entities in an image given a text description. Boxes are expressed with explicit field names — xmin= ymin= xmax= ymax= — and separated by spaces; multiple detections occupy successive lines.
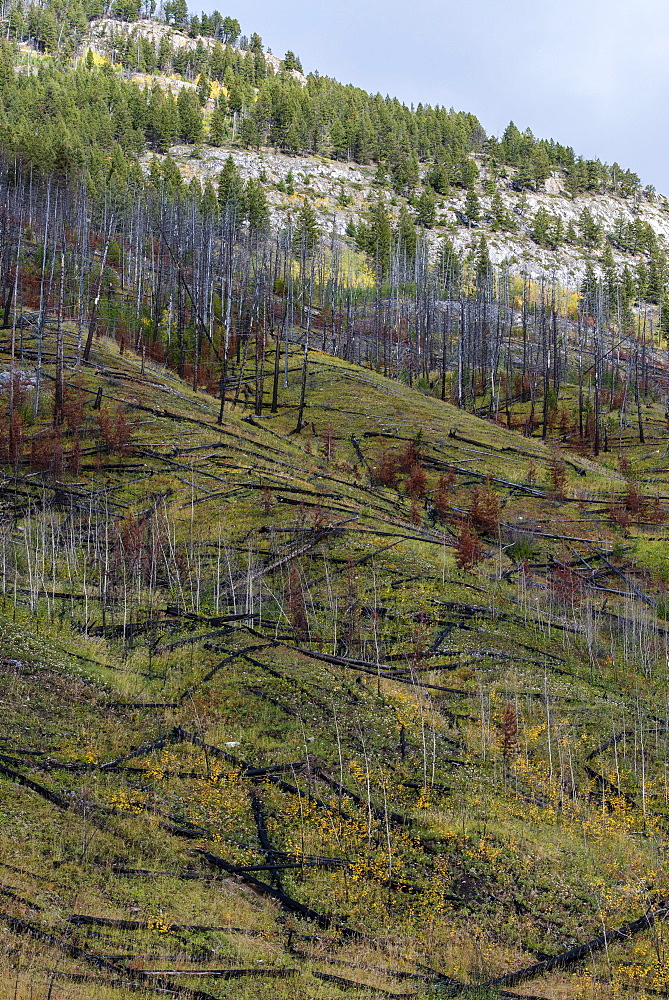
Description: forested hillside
xmin=3 ymin=4 xmax=669 ymax=999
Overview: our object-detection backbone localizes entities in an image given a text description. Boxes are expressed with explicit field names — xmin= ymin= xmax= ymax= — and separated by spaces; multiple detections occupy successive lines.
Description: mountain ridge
xmin=68 ymin=13 xmax=669 ymax=287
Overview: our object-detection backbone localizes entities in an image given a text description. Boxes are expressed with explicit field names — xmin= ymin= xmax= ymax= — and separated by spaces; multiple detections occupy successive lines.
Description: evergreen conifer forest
xmin=3 ymin=4 xmax=669 ymax=998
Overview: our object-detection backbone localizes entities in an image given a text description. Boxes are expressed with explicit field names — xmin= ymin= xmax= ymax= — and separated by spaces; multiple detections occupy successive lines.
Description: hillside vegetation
xmin=2 ymin=0 xmax=669 ymax=289
xmin=2 ymin=322 xmax=669 ymax=999
xmin=2 ymin=4 xmax=669 ymax=999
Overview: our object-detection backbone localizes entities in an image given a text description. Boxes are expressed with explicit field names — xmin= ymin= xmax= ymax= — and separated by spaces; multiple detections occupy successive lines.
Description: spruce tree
xmin=208 ymin=99 xmax=228 ymax=145
xmin=416 ymin=186 xmax=436 ymax=228
xmin=245 ymin=177 xmax=269 ymax=231
xmin=397 ymin=203 xmax=417 ymax=262
xmin=293 ymin=198 xmax=319 ymax=256
xmin=217 ymin=155 xmax=244 ymax=221
xmin=464 ymin=188 xmax=481 ymax=227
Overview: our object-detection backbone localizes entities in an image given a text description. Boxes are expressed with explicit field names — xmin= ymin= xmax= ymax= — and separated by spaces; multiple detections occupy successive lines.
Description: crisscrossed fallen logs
xmin=0 ymin=760 xmax=210 ymax=840
xmin=251 ymin=789 xmax=285 ymax=891
xmin=98 ymin=732 xmax=187 ymax=771
xmin=498 ymin=992 xmax=552 ymax=1000
xmin=307 ymin=540 xmax=402 ymax=587
xmin=240 ymin=651 xmax=334 ymax=715
xmin=41 ymin=964 xmax=295 ymax=989
xmin=0 ymin=859 xmax=52 ymax=881
xmin=176 ymin=642 xmax=276 ymax=702
xmin=0 ymin=882 xmax=42 ymax=909
xmin=229 ymin=518 xmax=357 ymax=589
xmin=153 ymin=619 xmax=254 ymax=654
xmin=583 ymin=765 xmax=638 ymax=807
xmin=291 ymin=948 xmax=430 ymax=983
xmin=0 ymin=911 xmax=221 ymax=1000
xmin=33 ymin=968 xmax=152 ymax=991
xmin=585 ymin=731 xmax=633 ymax=762
xmin=280 ymin=643 xmax=470 ymax=697
xmin=246 ymin=686 xmax=305 ymax=719
xmin=195 ymin=848 xmax=360 ymax=937
xmin=482 ymin=898 xmax=669 ymax=991
xmin=140 ymin=967 xmax=298 ymax=979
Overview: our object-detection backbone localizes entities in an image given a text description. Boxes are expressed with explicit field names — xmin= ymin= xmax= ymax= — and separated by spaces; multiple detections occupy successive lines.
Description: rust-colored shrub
xmin=310 ymin=505 xmax=328 ymax=531
xmin=550 ymin=562 xmax=583 ymax=605
xmin=454 ymin=524 xmax=483 ymax=571
xmin=499 ymin=703 xmax=520 ymax=760
xmin=285 ymin=563 xmax=308 ymax=639
xmin=432 ymin=470 xmax=456 ymax=521
xmin=648 ymin=495 xmax=667 ymax=525
xmin=623 ymin=482 xmax=646 ymax=515
xmin=260 ymin=486 xmax=275 ymax=514
xmin=371 ymin=450 xmax=399 ymax=488
xmin=618 ymin=454 xmax=631 ymax=478
xmin=96 ymin=405 xmax=134 ymax=455
xmin=398 ymin=437 xmax=422 ymax=473
xmin=468 ymin=481 xmax=500 ymax=533
xmin=548 ymin=450 xmax=567 ymax=499
xmin=557 ymin=406 xmax=574 ymax=437
xmin=30 ymin=428 xmax=64 ymax=476
xmin=405 ymin=461 xmax=427 ymax=499
xmin=63 ymin=386 xmax=87 ymax=435
xmin=409 ymin=499 xmax=423 ymax=525
xmin=611 ymin=388 xmax=626 ymax=410
xmin=114 ymin=513 xmax=144 ymax=577
xmin=0 ymin=408 xmax=24 ymax=465
xmin=608 ymin=496 xmax=631 ymax=529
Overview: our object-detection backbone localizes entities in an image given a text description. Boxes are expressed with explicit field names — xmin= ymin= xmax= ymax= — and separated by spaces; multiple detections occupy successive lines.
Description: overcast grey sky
xmin=201 ymin=0 xmax=669 ymax=193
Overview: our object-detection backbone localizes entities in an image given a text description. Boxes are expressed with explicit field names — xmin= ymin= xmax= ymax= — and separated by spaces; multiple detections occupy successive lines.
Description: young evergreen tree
xmin=283 ymin=50 xmax=303 ymax=72
xmin=464 ymin=188 xmax=481 ymax=227
xmin=532 ymin=207 xmax=551 ymax=247
xmin=397 ymin=203 xmax=417 ymax=262
xmin=196 ymin=73 xmax=210 ymax=106
xmin=391 ymin=152 xmax=419 ymax=197
xmin=293 ymin=198 xmax=320 ymax=256
xmin=245 ymin=177 xmax=269 ymax=230
xmin=221 ymin=16 xmax=241 ymax=44
xmin=577 ymin=207 xmax=601 ymax=249
xmin=490 ymin=189 xmax=512 ymax=231
xmin=416 ymin=186 xmax=436 ymax=228
xmin=208 ymin=98 xmax=228 ymax=145
xmin=217 ymin=155 xmax=244 ymax=221
xmin=177 ymin=88 xmax=204 ymax=144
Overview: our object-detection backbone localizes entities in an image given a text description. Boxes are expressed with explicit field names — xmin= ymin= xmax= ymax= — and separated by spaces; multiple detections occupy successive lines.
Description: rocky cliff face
xmin=92 ymin=18 xmax=667 ymax=289
xmin=84 ymin=17 xmax=306 ymax=82
xmin=146 ymin=142 xmax=669 ymax=288
xmin=463 ymin=172 xmax=669 ymax=285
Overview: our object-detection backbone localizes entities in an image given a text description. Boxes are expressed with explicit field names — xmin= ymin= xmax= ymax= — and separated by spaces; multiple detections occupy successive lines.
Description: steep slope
xmin=2 ymin=328 xmax=669 ymax=998
xmin=3 ymin=8 xmax=669 ymax=998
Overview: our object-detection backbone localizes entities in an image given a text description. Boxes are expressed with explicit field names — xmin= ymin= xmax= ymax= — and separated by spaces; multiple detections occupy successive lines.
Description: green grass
xmin=1 ymin=329 xmax=669 ymax=998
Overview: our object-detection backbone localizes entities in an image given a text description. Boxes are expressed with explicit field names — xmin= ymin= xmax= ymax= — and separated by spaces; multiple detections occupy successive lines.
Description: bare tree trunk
xmin=54 ymin=250 xmax=65 ymax=427
xmin=82 ymin=214 xmax=115 ymax=362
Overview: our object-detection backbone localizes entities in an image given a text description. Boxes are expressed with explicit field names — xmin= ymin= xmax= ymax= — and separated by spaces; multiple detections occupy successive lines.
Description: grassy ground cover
xmin=2 ymin=329 xmax=669 ymax=998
